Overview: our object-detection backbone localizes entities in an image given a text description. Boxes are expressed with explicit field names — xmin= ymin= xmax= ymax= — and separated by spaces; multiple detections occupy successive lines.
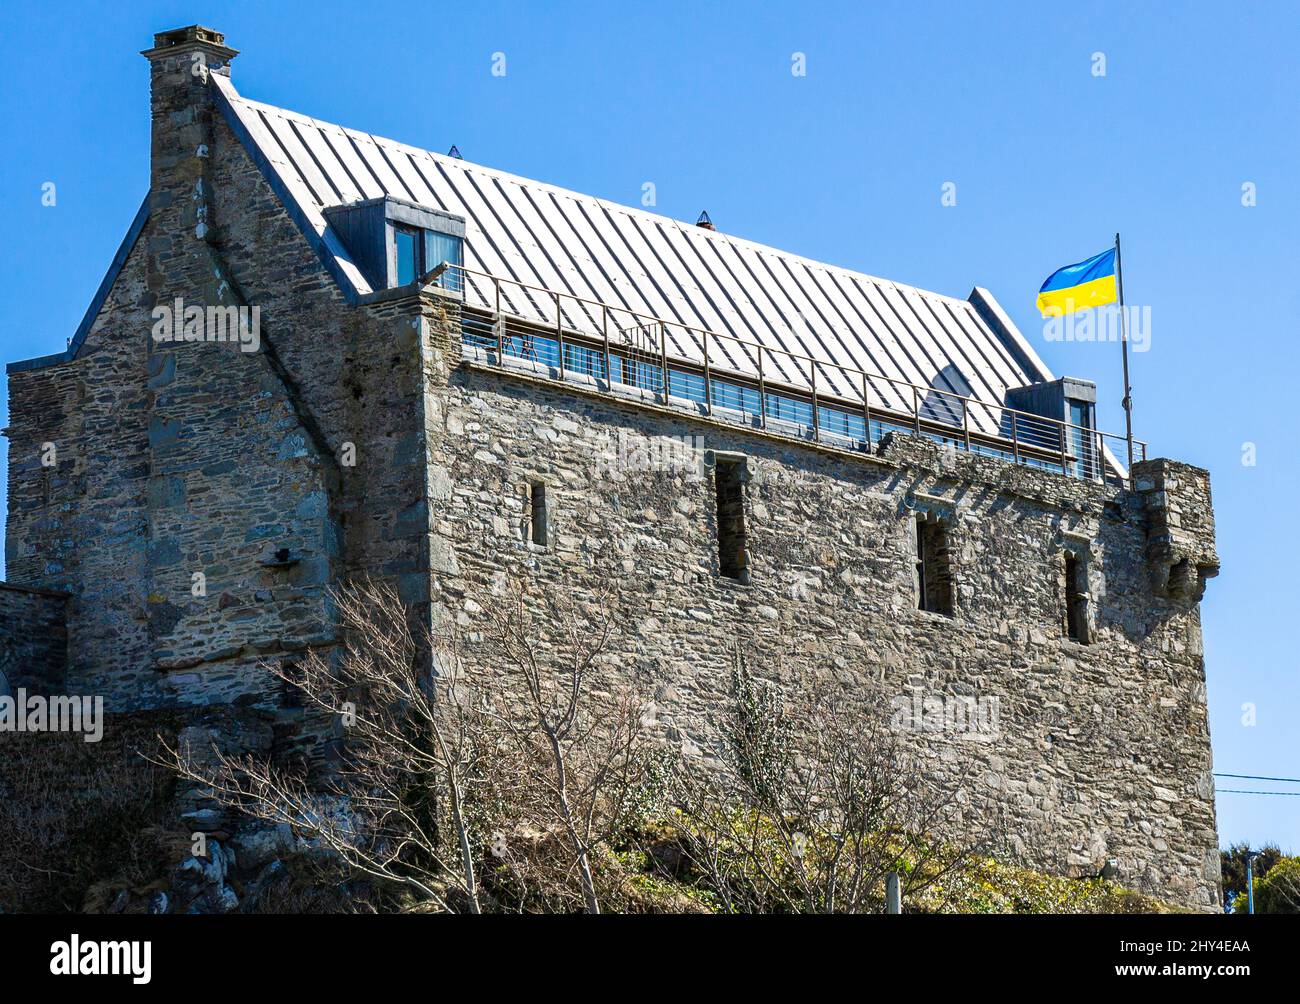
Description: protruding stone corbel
xmin=1145 ymin=538 xmax=1219 ymax=603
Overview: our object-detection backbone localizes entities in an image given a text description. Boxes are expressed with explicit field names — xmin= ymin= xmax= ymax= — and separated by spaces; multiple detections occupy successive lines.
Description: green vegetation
xmin=473 ymin=816 xmax=1190 ymax=915
xmin=1220 ymin=842 xmax=1283 ymax=905
xmin=1228 ymin=854 xmax=1300 ymax=915
xmin=0 ymin=723 xmax=1189 ymax=914
xmin=1219 ymin=842 xmax=1300 ymax=914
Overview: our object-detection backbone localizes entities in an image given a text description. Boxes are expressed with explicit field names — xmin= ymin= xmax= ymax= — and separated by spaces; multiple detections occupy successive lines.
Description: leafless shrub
xmin=477 ymin=583 xmax=668 ymax=913
xmin=154 ymin=579 xmax=988 ymax=914
xmin=670 ymin=648 xmax=985 ymax=913
xmin=155 ymin=577 xmax=663 ymax=914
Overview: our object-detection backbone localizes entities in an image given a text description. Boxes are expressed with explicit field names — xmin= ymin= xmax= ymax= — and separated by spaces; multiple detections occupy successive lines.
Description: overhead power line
xmin=1214 ymin=772 xmax=1300 ymax=784
xmin=1216 ymin=789 xmax=1300 ymax=796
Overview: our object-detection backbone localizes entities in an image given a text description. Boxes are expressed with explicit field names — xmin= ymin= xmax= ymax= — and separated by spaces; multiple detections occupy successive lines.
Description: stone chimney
xmin=140 ymin=26 xmax=237 ymax=231
xmin=141 ymin=24 xmax=237 ymax=78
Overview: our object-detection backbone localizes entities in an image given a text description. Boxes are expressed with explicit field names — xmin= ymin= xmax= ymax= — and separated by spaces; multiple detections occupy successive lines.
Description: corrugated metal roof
xmin=211 ymin=74 xmax=1048 ymax=419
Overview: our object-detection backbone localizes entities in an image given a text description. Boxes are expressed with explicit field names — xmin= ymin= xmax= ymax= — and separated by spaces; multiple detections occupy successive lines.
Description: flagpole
xmin=1115 ymin=231 xmax=1135 ymax=477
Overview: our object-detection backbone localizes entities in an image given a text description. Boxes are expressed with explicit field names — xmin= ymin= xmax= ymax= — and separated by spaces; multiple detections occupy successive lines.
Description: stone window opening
xmin=524 ymin=479 xmax=549 ymax=548
xmin=913 ymin=514 xmax=954 ymax=617
xmin=279 ymin=659 xmax=305 ymax=710
xmin=1063 ymin=550 xmax=1091 ymax=643
xmin=713 ymin=454 xmax=750 ymax=583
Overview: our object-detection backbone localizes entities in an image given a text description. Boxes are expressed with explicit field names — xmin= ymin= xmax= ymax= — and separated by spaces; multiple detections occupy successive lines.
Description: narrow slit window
xmin=715 ymin=458 xmax=748 ymax=582
xmin=526 ymin=481 xmax=549 ymax=548
xmin=279 ymin=660 xmax=304 ymax=709
xmin=913 ymin=518 xmax=927 ymax=611
xmin=1064 ymin=553 xmax=1090 ymax=643
xmin=914 ymin=516 xmax=954 ymax=617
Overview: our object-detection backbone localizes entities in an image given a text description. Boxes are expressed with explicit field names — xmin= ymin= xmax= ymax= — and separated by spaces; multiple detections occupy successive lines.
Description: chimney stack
xmin=141 ymin=27 xmax=238 ymax=186
xmin=140 ymin=27 xmax=238 ymax=234
xmin=141 ymin=25 xmax=238 ymax=80
xmin=139 ymin=26 xmax=239 ymax=293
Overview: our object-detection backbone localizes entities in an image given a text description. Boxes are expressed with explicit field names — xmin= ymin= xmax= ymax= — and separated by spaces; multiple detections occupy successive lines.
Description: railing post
xmin=702 ymin=330 xmax=713 ymax=416
xmin=862 ymin=372 xmax=872 ymax=451
xmin=1011 ymin=415 xmax=1021 ymax=464
xmin=495 ymin=277 xmax=503 ymax=364
xmin=912 ymin=385 xmax=921 ymax=434
xmin=555 ymin=290 xmax=565 ymax=379
xmin=1059 ymin=421 xmax=1069 ymax=476
xmin=660 ymin=322 xmax=669 ymax=403
xmin=602 ymin=305 xmax=611 ymax=387
xmin=758 ymin=347 xmax=767 ymax=429
xmin=810 ymin=364 xmax=820 ymax=443
xmin=962 ymin=399 xmax=971 ymax=452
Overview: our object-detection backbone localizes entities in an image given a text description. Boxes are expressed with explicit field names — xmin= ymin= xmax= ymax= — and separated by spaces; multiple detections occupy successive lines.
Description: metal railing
xmin=435 ymin=264 xmax=1144 ymax=486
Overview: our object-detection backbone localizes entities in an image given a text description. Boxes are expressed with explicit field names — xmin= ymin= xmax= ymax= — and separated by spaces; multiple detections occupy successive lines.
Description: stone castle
xmin=1 ymin=27 xmax=1223 ymax=908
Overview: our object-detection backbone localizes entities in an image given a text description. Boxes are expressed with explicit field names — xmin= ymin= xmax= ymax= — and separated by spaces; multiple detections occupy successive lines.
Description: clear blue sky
xmin=1 ymin=0 xmax=1296 ymax=852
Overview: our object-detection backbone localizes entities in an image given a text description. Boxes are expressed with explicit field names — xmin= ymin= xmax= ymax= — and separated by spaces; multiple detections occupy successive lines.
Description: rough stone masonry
xmin=2 ymin=26 xmax=1224 ymax=908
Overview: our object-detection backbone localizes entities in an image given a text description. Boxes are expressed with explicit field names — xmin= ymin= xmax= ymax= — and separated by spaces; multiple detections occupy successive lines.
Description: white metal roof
xmin=211 ymin=74 xmax=1048 ymax=420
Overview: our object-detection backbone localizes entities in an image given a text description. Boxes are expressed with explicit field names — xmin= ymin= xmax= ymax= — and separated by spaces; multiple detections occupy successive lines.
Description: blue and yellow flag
xmin=1036 ymin=247 xmax=1118 ymax=316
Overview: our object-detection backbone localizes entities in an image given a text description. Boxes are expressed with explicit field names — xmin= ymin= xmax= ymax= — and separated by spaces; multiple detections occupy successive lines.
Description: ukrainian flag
xmin=1036 ymin=247 xmax=1118 ymax=316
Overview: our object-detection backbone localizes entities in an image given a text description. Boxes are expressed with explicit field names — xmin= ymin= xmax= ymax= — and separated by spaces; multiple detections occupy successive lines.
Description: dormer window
xmin=1004 ymin=376 xmax=1101 ymax=480
xmin=393 ymin=225 xmax=464 ymax=288
xmin=323 ymin=196 xmax=466 ymax=293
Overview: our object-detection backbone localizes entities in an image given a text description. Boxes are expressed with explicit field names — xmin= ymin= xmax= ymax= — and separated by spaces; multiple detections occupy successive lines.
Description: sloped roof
xmin=210 ymin=74 xmax=1053 ymax=420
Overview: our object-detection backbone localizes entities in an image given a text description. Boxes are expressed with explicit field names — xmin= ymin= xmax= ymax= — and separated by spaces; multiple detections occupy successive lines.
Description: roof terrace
xmin=437 ymin=264 xmax=1141 ymax=488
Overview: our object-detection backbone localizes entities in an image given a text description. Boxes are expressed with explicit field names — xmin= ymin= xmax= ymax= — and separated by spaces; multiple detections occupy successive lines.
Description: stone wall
xmin=0 ymin=583 xmax=69 ymax=696
xmin=5 ymin=234 xmax=156 ymax=695
xmin=1134 ymin=460 xmax=1220 ymax=602
xmin=418 ymin=329 xmax=1222 ymax=910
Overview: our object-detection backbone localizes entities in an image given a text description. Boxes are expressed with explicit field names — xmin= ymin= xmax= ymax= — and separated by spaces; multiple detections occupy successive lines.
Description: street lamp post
xmin=1246 ymin=850 xmax=1259 ymax=915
